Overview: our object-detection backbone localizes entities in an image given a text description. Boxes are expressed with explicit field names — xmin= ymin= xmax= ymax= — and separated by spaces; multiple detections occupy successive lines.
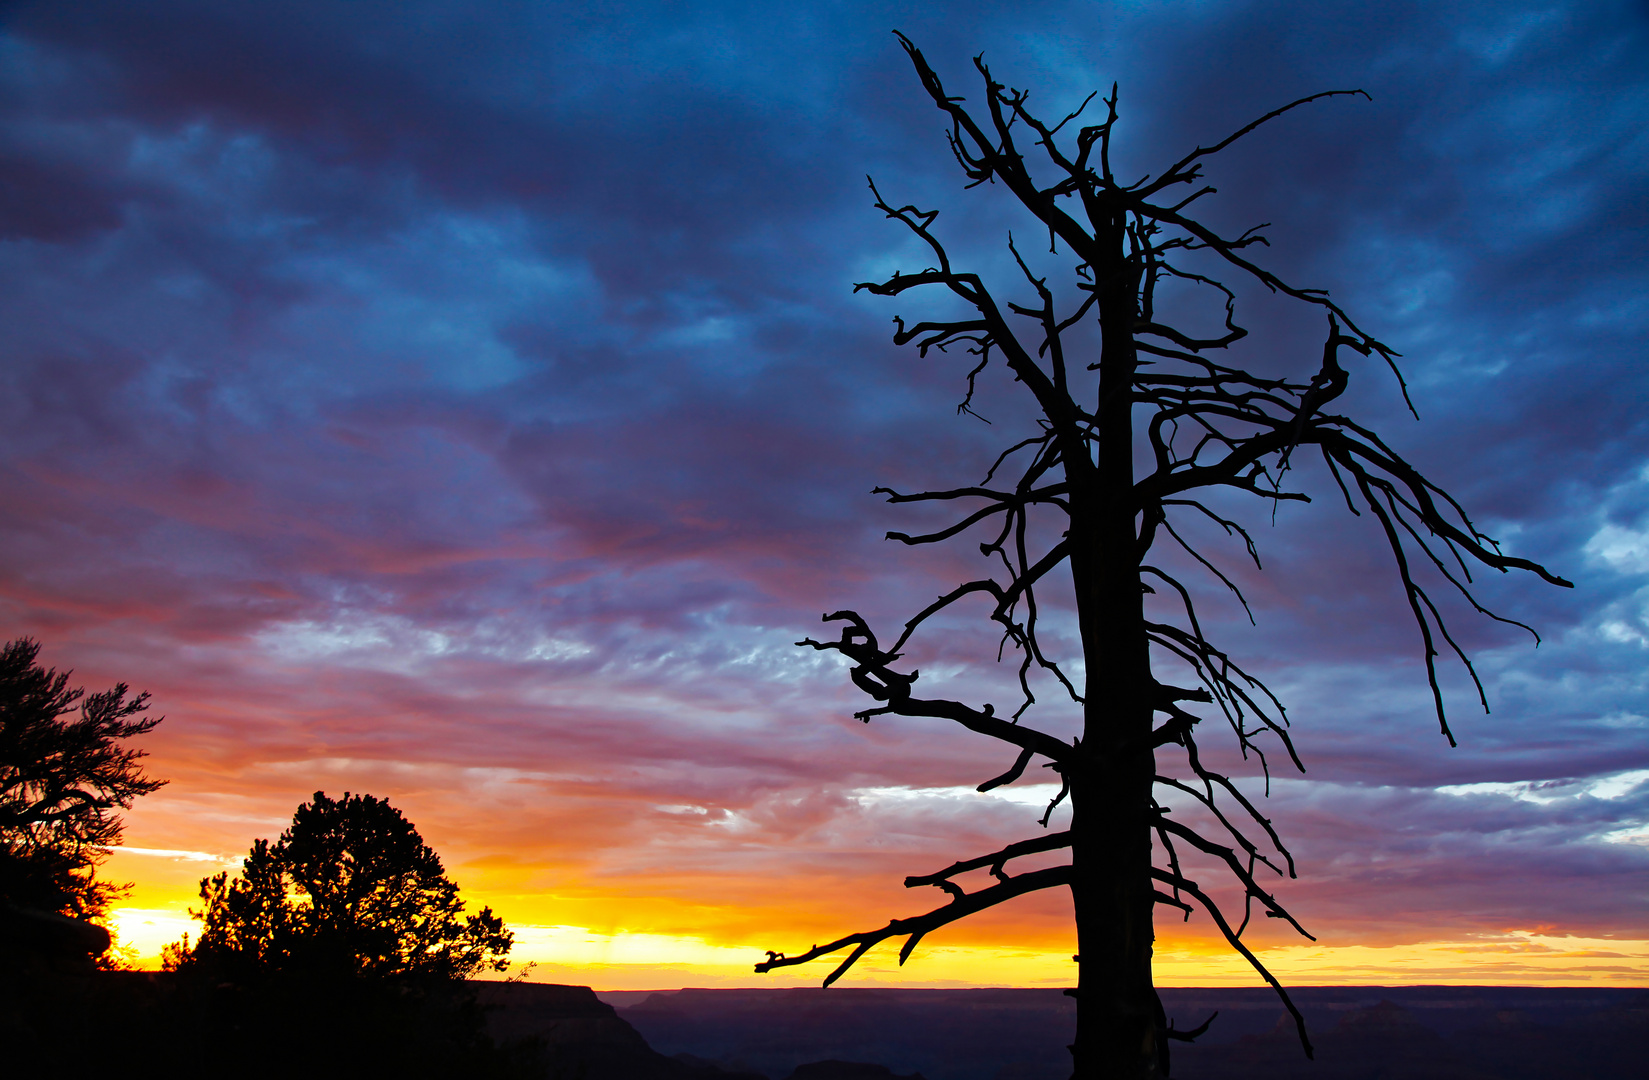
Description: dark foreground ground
xmin=10 ymin=971 xmax=1642 ymax=1079
xmin=591 ymin=985 xmax=1648 ymax=1080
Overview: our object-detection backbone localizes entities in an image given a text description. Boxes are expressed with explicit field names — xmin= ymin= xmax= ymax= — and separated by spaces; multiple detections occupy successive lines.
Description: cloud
xmin=1 ymin=0 xmax=1645 ymax=980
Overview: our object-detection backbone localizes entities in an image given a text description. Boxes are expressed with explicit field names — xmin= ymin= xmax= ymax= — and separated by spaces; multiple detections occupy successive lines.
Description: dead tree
xmin=755 ymin=34 xmax=1571 ymax=1080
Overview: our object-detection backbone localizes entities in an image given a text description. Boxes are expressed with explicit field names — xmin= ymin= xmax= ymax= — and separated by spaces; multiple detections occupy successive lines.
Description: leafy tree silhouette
xmin=755 ymin=35 xmax=1570 ymax=1080
xmin=165 ymin=791 xmax=523 ymax=1078
xmin=0 ymin=636 xmax=163 ymax=959
xmin=172 ymin=790 xmax=512 ymax=982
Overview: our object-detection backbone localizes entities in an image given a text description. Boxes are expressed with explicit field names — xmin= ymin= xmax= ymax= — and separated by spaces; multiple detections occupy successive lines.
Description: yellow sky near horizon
xmin=109 ymin=900 xmax=1649 ymax=989
xmin=105 ymin=836 xmax=1649 ymax=989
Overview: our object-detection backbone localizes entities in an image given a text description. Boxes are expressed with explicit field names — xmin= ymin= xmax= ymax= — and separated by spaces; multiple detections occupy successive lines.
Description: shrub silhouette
xmin=159 ymin=791 xmax=529 ymax=1078
xmin=172 ymin=789 xmax=512 ymax=982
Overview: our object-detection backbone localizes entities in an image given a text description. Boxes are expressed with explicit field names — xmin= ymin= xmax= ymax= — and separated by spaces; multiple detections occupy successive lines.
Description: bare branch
xmin=1151 ymin=867 xmax=1314 ymax=1058
xmin=756 ymin=865 xmax=1073 ymax=984
xmin=904 ymin=830 xmax=1072 ymax=890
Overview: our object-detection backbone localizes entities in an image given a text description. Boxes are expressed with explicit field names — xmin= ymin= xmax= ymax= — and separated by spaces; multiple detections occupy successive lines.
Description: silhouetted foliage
xmin=171 ymin=789 xmax=512 ymax=983
xmin=0 ymin=636 xmax=163 ymax=945
xmin=3 ymin=966 xmax=544 ymax=1080
xmin=756 ymin=35 xmax=1569 ymax=1080
xmin=140 ymin=791 xmax=530 ymax=1077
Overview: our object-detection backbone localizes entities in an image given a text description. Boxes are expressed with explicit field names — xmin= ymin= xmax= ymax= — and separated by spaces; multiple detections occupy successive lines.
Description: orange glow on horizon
xmin=107 ymin=846 xmax=1649 ymax=989
xmin=92 ymin=749 xmax=1649 ymax=993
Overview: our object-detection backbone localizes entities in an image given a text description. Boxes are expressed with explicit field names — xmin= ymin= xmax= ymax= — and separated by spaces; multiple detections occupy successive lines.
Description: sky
xmin=1 ymin=0 xmax=1646 ymax=988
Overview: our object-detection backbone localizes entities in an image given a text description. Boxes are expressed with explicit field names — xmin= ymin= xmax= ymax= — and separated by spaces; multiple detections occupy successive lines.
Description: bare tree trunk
xmin=1070 ymin=800 xmax=1161 ymax=1079
xmin=1069 ymin=228 xmax=1163 ymax=1079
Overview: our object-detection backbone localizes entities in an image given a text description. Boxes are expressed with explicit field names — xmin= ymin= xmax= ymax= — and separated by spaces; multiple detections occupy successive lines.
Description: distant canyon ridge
xmin=479 ymin=983 xmax=1647 ymax=1080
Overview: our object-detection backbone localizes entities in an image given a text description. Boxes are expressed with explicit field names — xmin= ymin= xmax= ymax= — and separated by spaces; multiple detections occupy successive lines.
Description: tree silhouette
xmin=147 ymin=792 xmax=530 ymax=1077
xmin=0 ymin=636 xmax=163 ymax=955
xmin=172 ymin=790 xmax=512 ymax=983
xmin=755 ymin=35 xmax=1570 ymax=1080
